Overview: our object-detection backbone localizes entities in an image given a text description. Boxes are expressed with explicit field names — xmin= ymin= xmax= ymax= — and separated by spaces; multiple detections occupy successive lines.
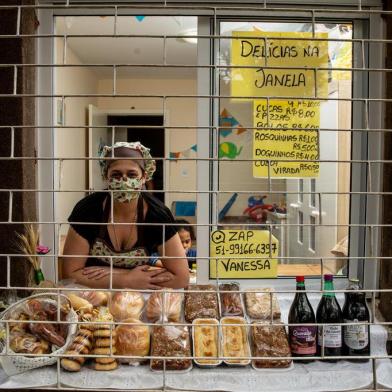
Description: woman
xmin=62 ymin=141 xmax=189 ymax=289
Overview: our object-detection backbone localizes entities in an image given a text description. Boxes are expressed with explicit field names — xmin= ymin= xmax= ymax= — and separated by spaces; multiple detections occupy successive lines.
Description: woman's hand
xmin=124 ymin=266 xmax=173 ymax=289
xmin=82 ymin=266 xmax=121 ymax=280
xmin=82 ymin=265 xmax=173 ymax=289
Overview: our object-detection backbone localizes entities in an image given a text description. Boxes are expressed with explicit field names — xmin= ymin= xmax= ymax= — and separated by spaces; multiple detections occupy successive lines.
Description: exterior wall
xmin=54 ymin=38 xmax=98 ymax=235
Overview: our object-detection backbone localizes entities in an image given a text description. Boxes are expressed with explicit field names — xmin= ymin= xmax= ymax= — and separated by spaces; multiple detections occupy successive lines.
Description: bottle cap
xmin=296 ymin=276 xmax=305 ymax=282
xmin=324 ymin=274 xmax=333 ymax=281
xmin=348 ymin=278 xmax=361 ymax=289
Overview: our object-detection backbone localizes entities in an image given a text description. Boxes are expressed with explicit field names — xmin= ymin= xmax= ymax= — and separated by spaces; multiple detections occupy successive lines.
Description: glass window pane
xmin=218 ymin=21 xmax=352 ymax=276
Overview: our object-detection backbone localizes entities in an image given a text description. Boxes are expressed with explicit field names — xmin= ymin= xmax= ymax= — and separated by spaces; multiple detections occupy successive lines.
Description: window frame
xmin=36 ymin=4 xmax=384 ymax=291
xmin=196 ymin=12 xmax=383 ymax=290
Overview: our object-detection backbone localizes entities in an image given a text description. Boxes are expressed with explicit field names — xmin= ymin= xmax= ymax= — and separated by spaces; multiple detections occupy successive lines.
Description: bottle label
xmin=318 ymin=325 xmax=342 ymax=348
xmin=344 ymin=319 xmax=369 ymax=350
xmin=289 ymin=326 xmax=317 ymax=354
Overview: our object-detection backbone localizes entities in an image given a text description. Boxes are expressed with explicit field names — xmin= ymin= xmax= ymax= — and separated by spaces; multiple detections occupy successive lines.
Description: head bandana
xmin=99 ymin=141 xmax=156 ymax=181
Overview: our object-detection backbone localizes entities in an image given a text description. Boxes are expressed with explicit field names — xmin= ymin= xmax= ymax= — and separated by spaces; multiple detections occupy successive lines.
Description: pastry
xmin=94 ymin=328 xmax=117 ymax=338
xmin=221 ymin=317 xmax=251 ymax=365
xmin=95 ymin=357 xmax=117 ymax=364
xmin=73 ymin=334 xmax=93 ymax=349
xmin=93 ymin=361 xmax=118 ymax=371
xmin=93 ymin=347 xmax=117 ymax=355
xmin=61 ymin=358 xmax=82 ymax=372
xmin=10 ymin=332 xmax=49 ymax=355
xmin=251 ymin=322 xmax=292 ymax=368
xmin=63 ymin=350 xmax=85 ymax=365
xmin=150 ymin=324 xmax=192 ymax=371
xmin=115 ymin=318 xmax=150 ymax=364
xmin=245 ymin=288 xmax=281 ymax=320
xmin=66 ymin=293 xmax=93 ymax=313
xmin=109 ymin=292 xmax=144 ymax=321
xmin=79 ymin=291 xmax=109 ymax=307
xmin=146 ymin=290 xmax=183 ymax=322
xmin=193 ymin=319 xmax=220 ymax=366
xmin=184 ymin=285 xmax=219 ymax=323
xmin=94 ymin=338 xmax=114 ymax=348
xmin=26 ymin=299 xmax=66 ymax=347
xmin=61 ymin=320 xmax=94 ymax=372
xmin=219 ymin=283 xmax=244 ymax=317
xmin=9 ymin=312 xmax=30 ymax=333
xmin=91 ymin=307 xmax=118 ymax=370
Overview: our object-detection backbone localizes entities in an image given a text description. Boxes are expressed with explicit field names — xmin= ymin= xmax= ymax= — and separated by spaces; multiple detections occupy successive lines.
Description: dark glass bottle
xmin=316 ymin=274 xmax=343 ymax=361
xmin=342 ymin=278 xmax=370 ymax=361
xmin=288 ymin=276 xmax=317 ymax=362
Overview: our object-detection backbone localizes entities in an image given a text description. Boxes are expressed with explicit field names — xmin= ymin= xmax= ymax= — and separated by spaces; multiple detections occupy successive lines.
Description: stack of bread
xmin=91 ymin=307 xmax=118 ymax=371
xmin=60 ymin=312 xmax=94 ymax=372
xmin=61 ymin=291 xmax=117 ymax=372
xmin=61 ymin=292 xmax=100 ymax=372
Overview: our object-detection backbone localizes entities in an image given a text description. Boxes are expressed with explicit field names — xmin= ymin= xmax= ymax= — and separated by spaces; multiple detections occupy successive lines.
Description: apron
xmin=89 ymin=195 xmax=150 ymax=269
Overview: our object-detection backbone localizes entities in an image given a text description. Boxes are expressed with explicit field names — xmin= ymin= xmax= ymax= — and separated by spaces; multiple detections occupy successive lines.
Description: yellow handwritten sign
xmin=231 ymin=31 xmax=329 ymax=99
xmin=253 ymin=99 xmax=320 ymax=178
xmin=332 ymin=41 xmax=352 ymax=81
xmin=210 ymin=230 xmax=278 ymax=279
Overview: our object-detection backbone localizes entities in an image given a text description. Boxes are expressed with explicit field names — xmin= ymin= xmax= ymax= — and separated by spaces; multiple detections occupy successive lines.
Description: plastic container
xmin=244 ymin=288 xmax=281 ymax=321
xmin=249 ymin=321 xmax=293 ymax=371
xmin=219 ymin=282 xmax=245 ymax=318
xmin=192 ymin=318 xmax=221 ymax=368
xmin=221 ymin=316 xmax=251 ymax=366
xmin=150 ymin=324 xmax=192 ymax=372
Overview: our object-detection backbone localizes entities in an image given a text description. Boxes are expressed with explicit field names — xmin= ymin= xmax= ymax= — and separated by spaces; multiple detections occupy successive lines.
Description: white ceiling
xmin=55 ymin=16 xmax=198 ymax=79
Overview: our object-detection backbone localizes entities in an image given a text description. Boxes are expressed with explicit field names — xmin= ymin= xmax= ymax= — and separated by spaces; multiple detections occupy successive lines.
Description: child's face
xmin=178 ymin=229 xmax=192 ymax=251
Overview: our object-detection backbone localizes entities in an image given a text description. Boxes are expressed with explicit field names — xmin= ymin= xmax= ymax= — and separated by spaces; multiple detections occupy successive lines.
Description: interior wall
xmin=97 ymin=77 xmax=284 ymax=217
xmin=219 ymin=82 xmax=286 ymax=216
xmin=96 ymin=77 xmax=197 ymax=210
xmin=55 ymin=37 xmax=98 ymax=235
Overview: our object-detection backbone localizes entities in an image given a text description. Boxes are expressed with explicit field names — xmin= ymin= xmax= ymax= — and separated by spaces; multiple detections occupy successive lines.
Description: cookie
xmin=93 ymin=329 xmax=116 ymax=338
xmin=73 ymin=335 xmax=92 ymax=349
xmin=94 ymin=338 xmax=114 ymax=348
xmin=93 ymin=347 xmax=117 ymax=355
xmin=78 ymin=328 xmax=93 ymax=338
xmin=93 ymin=361 xmax=118 ymax=371
xmin=95 ymin=357 xmax=116 ymax=365
xmin=65 ymin=352 xmax=85 ymax=365
xmin=61 ymin=358 xmax=81 ymax=372
xmin=93 ymin=324 xmax=111 ymax=331
xmin=70 ymin=343 xmax=90 ymax=355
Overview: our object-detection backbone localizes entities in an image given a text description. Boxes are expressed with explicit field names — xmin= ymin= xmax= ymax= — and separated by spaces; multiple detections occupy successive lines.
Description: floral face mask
xmin=108 ymin=177 xmax=144 ymax=202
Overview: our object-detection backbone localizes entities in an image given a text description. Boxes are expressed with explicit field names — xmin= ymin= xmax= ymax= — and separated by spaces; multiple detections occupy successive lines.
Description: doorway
xmin=107 ymin=115 xmax=165 ymax=202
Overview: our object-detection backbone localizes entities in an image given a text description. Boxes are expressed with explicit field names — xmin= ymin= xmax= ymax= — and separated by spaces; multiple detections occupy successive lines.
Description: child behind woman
xmin=149 ymin=219 xmax=196 ymax=269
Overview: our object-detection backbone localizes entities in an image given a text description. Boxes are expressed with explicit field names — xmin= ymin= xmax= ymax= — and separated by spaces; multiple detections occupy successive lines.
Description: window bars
xmin=0 ymin=0 xmax=391 ymax=391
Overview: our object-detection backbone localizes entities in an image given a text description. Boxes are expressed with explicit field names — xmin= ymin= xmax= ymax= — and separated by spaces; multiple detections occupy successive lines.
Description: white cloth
xmin=0 ymin=293 xmax=390 ymax=391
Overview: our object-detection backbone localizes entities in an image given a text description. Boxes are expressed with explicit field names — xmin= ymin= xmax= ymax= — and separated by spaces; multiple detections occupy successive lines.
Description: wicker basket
xmin=0 ymin=293 xmax=78 ymax=376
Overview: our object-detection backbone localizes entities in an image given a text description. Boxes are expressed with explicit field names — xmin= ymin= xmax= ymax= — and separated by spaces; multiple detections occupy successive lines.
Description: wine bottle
xmin=317 ymin=274 xmax=343 ymax=361
xmin=288 ymin=276 xmax=317 ymax=362
xmin=342 ymin=278 xmax=370 ymax=361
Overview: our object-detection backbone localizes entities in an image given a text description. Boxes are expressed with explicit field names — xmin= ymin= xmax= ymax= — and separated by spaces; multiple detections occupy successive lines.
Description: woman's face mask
xmin=108 ymin=177 xmax=144 ymax=202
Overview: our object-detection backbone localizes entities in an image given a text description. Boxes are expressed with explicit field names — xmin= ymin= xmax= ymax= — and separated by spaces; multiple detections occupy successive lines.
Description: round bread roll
xmin=79 ymin=291 xmax=109 ymax=307
xmin=91 ymin=291 xmax=109 ymax=307
xmin=146 ymin=290 xmax=182 ymax=323
xmin=109 ymin=292 xmax=144 ymax=321
xmin=115 ymin=318 xmax=150 ymax=364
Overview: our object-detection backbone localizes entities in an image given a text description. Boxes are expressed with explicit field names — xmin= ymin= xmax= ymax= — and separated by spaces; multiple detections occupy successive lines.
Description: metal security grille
xmin=0 ymin=0 xmax=391 ymax=391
